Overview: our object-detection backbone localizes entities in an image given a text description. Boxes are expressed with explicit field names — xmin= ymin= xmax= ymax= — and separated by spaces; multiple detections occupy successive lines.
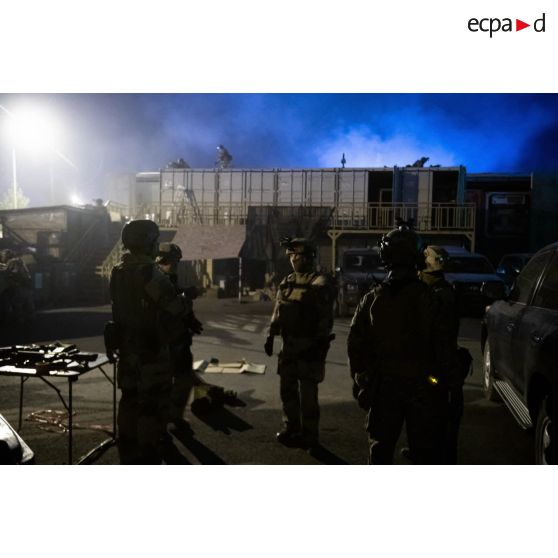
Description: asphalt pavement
xmin=0 ymin=297 xmax=535 ymax=465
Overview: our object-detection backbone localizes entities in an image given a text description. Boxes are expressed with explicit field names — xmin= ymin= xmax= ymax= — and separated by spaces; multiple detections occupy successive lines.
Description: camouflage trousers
xmin=117 ymin=355 xmax=172 ymax=464
xmin=277 ymin=354 xmax=325 ymax=444
xmin=367 ymin=374 xmax=448 ymax=465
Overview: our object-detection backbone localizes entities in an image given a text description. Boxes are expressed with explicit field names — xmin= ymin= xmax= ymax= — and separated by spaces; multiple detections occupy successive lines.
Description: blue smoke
xmin=0 ymin=93 xmax=557 ymax=206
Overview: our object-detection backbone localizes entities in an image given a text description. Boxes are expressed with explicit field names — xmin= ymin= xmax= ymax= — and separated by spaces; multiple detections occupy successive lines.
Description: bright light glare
xmin=5 ymin=107 xmax=62 ymax=153
xmin=70 ymin=194 xmax=83 ymax=206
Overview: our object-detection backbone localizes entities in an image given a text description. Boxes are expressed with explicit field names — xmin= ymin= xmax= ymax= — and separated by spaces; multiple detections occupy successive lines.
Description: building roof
xmin=0 ymin=205 xmax=98 ymax=216
xmin=171 ymin=224 xmax=247 ymax=261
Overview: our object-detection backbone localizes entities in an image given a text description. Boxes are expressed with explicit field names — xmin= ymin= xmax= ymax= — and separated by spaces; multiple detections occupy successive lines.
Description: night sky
xmin=1 ymin=93 xmax=557 ymax=207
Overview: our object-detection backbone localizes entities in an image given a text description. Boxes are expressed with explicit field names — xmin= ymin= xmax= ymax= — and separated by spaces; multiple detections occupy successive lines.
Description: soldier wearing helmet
xmin=156 ymin=242 xmax=203 ymax=434
xmin=0 ymin=248 xmax=34 ymax=325
xmin=347 ymin=223 xmax=452 ymax=464
xmin=417 ymin=245 xmax=468 ymax=464
xmin=109 ymin=220 xmax=192 ymax=464
xmin=265 ymin=237 xmax=337 ymax=452
xmin=156 ymin=242 xmax=183 ymax=268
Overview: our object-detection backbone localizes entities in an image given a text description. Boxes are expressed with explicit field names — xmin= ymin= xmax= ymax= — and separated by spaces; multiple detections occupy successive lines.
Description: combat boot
xmin=276 ymin=429 xmax=305 ymax=448
xmin=299 ymin=435 xmax=320 ymax=453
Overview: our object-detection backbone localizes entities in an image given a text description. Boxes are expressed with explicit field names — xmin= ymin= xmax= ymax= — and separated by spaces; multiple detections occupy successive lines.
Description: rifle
xmin=0 ymin=343 xmax=98 ymax=373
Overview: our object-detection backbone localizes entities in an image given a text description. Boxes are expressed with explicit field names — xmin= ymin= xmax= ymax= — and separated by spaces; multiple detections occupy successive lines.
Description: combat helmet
xmin=423 ymin=245 xmax=449 ymax=272
xmin=156 ymin=242 xmax=183 ymax=264
xmin=280 ymin=236 xmax=316 ymax=258
xmin=378 ymin=222 xmax=423 ymax=268
xmin=121 ymin=219 xmax=160 ymax=254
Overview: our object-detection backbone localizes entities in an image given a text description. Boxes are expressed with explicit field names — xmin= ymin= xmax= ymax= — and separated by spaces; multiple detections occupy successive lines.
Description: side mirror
xmin=481 ymin=281 xmax=507 ymax=301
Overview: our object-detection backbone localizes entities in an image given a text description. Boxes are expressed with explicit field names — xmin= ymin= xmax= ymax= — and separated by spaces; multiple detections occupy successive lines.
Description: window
xmin=485 ymin=192 xmax=529 ymax=238
xmin=509 ymin=251 xmax=551 ymax=304
xmin=532 ymin=253 xmax=558 ymax=311
xmin=344 ymin=253 xmax=381 ymax=272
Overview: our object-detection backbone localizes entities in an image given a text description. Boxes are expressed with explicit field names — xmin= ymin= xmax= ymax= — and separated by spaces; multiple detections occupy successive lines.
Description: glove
xmin=352 ymin=372 xmax=372 ymax=410
xmin=190 ymin=318 xmax=203 ymax=335
xmin=351 ymin=380 xmax=360 ymax=401
xmin=264 ymin=335 xmax=274 ymax=357
xmin=354 ymin=372 xmax=369 ymax=389
xmin=357 ymin=388 xmax=372 ymax=410
xmin=183 ymin=286 xmax=199 ymax=300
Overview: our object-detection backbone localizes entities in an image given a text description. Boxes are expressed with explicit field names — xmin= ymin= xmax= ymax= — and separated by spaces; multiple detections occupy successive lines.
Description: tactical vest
xmin=110 ymin=261 xmax=160 ymax=354
xmin=366 ymin=279 xmax=437 ymax=377
xmin=276 ymin=271 xmax=331 ymax=338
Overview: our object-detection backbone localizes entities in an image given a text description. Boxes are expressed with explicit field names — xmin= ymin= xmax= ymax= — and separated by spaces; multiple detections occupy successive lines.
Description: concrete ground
xmin=0 ymin=296 xmax=534 ymax=465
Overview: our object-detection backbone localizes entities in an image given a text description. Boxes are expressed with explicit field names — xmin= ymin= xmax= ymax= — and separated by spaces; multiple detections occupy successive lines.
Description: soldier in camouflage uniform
xmin=419 ymin=245 xmax=468 ymax=464
xmin=265 ymin=238 xmax=336 ymax=450
xmin=156 ymin=242 xmax=203 ymax=432
xmin=347 ymin=226 xmax=452 ymax=464
xmin=0 ymin=249 xmax=34 ymax=325
xmin=110 ymin=220 xmax=192 ymax=464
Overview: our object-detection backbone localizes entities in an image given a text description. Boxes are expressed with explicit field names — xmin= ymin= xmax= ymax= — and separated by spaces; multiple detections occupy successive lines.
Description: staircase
xmin=75 ymin=221 xmax=123 ymax=306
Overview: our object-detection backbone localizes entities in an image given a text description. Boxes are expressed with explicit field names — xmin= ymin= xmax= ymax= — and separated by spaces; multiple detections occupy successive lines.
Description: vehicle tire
xmin=535 ymin=398 xmax=553 ymax=465
xmin=483 ymin=339 xmax=500 ymax=402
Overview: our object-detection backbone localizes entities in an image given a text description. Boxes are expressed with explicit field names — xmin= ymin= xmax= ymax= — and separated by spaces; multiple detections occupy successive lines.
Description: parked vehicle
xmin=496 ymin=253 xmax=533 ymax=288
xmin=335 ymin=248 xmax=386 ymax=316
xmin=481 ymin=242 xmax=558 ymax=464
xmin=443 ymin=246 xmax=506 ymax=316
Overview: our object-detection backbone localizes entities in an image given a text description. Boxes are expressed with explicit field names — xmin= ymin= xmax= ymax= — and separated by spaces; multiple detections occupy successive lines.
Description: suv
xmin=443 ymin=246 xmax=506 ymax=316
xmin=481 ymin=242 xmax=558 ymax=464
xmin=335 ymin=248 xmax=386 ymax=316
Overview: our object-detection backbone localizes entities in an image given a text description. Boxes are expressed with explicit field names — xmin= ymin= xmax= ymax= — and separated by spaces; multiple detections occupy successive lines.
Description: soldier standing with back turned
xmin=347 ymin=225 xmax=452 ymax=464
xmin=110 ymin=220 xmax=191 ymax=464
xmin=264 ymin=238 xmax=336 ymax=452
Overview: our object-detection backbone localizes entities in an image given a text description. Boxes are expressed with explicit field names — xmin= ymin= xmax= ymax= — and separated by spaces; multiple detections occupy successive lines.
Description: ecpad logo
xmin=468 ymin=13 xmax=546 ymax=37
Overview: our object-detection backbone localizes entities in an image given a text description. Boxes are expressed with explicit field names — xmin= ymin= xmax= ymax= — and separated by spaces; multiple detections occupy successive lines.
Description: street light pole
xmin=49 ymin=158 xmax=54 ymax=205
xmin=12 ymin=147 xmax=18 ymax=209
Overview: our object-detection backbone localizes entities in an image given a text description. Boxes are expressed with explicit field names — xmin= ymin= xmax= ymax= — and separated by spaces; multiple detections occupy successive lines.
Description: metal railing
xmin=130 ymin=201 xmax=475 ymax=233
xmin=331 ymin=203 xmax=476 ymax=232
xmin=157 ymin=202 xmax=250 ymax=226
xmin=105 ymin=200 xmax=128 ymax=220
